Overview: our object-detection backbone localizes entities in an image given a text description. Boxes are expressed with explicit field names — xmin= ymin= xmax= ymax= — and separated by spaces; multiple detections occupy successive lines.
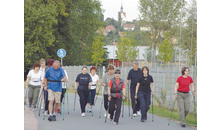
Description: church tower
xmin=118 ymin=0 xmax=126 ymax=26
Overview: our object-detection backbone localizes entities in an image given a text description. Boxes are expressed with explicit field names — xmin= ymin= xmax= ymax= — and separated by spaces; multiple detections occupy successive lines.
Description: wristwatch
xmin=123 ymin=95 xmax=126 ymax=98
xmin=135 ymin=93 xmax=137 ymax=96
xmin=174 ymin=93 xmax=178 ymax=95
xmin=193 ymin=90 xmax=196 ymax=92
xmin=108 ymin=95 xmax=111 ymax=97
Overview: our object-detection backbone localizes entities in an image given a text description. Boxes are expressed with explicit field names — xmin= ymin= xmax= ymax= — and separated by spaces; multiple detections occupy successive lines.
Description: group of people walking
xmin=26 ymin=60 xmax=196 ymax=128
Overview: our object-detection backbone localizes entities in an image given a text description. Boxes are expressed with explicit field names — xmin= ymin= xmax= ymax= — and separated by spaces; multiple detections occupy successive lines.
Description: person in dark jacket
xmin=108 ymin=69 xmax=126 ymax=125
xmin=75 ymin=66 xmax=92 ymax=117
xmin=135 ymin=66 xmax=154 ymax=122
xmin=127 ymin=63 xmax=141 ymax=117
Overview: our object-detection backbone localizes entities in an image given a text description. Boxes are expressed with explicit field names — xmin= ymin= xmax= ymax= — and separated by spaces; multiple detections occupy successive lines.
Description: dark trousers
xmin=77 ymin=88 xmax=89 ymax=113
xmin=130 ymin=84 xmax=140 ymax=114
xmin=87 ymin=89 xmax=96 ymax=105
xmin=138 ymin=91 xmax=151 ymax=120
xmin=109 ymin=97 xmax=122 ymax=123
xmin=60 ymin=88 xmax=66 ymax=102
xmin=104 ymin=94 xmax=109 ymax=113
xmin=43 ymin=89 xmax=49 ymax=112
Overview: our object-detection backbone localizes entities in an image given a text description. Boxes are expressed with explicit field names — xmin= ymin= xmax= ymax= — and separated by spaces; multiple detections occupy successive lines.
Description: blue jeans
xmin=88 ymin=89 xmax=96 ymax=105
xmin=138 ymin=91 xmax=151 ymax=120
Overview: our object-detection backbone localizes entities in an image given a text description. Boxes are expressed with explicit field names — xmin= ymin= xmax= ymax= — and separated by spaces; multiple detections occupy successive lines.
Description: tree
xmin=158 ymin=32 xmax=173 ymax=65
xmin=138 ymin=0 xmax=185 ymax=67
xmin=24 ymin=0 xmax=104 ymax=79
xmin=116 ymin=32 xmax=139 ymax=67
xmin=90 ymin=27 xmax=107 ymax=66
xmin=24 ymin=0 xmax=68 ymax=76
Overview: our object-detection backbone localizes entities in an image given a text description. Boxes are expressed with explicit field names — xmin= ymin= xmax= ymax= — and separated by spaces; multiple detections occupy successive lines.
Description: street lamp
xmin=113 ymin=39 xmax=115 ymax=66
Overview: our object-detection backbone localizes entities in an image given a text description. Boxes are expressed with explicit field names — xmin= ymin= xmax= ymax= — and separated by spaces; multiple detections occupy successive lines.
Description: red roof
xmin=118 ymin=12 xmax=126 ymax=17
xmin=104 ymin=25 xmax=116 ymax=31
xmin=123 ymin=24 xmax=135 ymax=29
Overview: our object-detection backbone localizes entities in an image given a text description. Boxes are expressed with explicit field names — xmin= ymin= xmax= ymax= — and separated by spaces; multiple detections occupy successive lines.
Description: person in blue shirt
xmin=44 ymin=60 xmax=67 ymax=121
xmin=75 ymin=66 xmax=92 ymax=117
xmin=127 ymin=63 xmax=142 ymax=117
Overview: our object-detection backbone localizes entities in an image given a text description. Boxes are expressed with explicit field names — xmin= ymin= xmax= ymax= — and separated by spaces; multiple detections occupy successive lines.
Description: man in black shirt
xmin=127 ymin=63 xmax=141 ymax=117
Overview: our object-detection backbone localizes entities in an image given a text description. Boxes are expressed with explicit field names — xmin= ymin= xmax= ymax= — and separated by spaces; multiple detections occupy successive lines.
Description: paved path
xmin=29 ymin=93 xmax=196 ymax=130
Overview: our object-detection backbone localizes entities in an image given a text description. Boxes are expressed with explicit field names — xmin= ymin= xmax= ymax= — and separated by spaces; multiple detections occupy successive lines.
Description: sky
xmin=100 ymin=0 xmax=140 ymax=22
xmin=99 ymin=0 xmax=194 ymax=22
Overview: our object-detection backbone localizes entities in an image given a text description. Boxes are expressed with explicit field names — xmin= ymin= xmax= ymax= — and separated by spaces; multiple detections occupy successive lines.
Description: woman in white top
xmin=38 ymin=58 xmax=46 ymax=109
xmin=26 ymin=63 xmax=43 ymax=110
xmin=87 ymin=66 xmax=100 ymax=112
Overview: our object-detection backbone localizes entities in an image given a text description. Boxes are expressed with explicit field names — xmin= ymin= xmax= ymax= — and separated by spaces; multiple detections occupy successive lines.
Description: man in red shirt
xmin=108 ymin=69 xmax=126 ymax=125
xmin=174 ymin=67 xmax=196 ymax=128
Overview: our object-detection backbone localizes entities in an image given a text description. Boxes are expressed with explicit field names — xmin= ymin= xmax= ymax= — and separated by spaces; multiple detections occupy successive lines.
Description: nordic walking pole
xmin=38 ymin=96 xmax=42 ymax=116
xmin=168 ymin=98 xmax=177 ymax=125
xmin=99 ymin=94 xmax=104 ymax=118
xmin=43 ymin=90 xmax=47 ymax=120
xmin=194 ymin=95 xmax=197 ymax=127
xmin=127 ymin=84 xmax=130 ymax=117
xmin=131 ymin=100 xmax=136 ymax=119
xmin=73 ymin=89 xmax=77 ymax=111
xmin=105 ymin=101 xmax=110 ymax=123
xmin=65 ymin=83 xmax=69 ymax=114
xmin=99 ymin=86 xmax=104 ymax=118
xmin=63 ymin=91 xmax=65 ymax=121
xmin=94 ymin=85 xmax=101 ymax=106
xmin=152 ymin=94 xmax=154 ymax=122
xmin=122 ymin=99 xmax=124 ymax=118
xmin=89 ymin=89 xmax=93 ymax=116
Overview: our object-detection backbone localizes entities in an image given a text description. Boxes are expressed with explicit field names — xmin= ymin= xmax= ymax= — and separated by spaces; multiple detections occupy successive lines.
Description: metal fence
xmin=63 ymin=65 xmax=197 ymax=113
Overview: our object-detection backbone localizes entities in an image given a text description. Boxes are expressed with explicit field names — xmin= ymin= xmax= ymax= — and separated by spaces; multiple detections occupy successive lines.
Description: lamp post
xmin=113 ymin=39 xmax=115 ymax=66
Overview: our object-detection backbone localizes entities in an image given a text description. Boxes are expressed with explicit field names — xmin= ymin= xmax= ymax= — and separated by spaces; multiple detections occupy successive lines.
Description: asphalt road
xmin=29 ymin=93 xmax=196 ymax=130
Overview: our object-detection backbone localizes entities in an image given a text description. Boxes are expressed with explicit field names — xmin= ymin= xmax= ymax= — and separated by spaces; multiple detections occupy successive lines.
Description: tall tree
xmin=90 ymin=27 xmax=107 ymax=66
xmin=158 ymin=32 xmax=173 ymax=65
xmin=138 ymin=0 xmax=185 ymax=67
xmin=24 ymin=0 xmax=67 ymax=75
xmin=116 ymin=32 xmax=138 ymax=67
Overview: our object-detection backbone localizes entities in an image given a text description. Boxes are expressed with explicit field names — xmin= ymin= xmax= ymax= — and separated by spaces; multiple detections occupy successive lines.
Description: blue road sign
xmin=57 ymin=49 xmax=66 ymax=58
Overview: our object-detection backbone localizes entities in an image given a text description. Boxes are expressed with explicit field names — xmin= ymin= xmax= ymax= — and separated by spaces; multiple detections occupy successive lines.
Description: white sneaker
xmin=133 ymin=113 xmax=137 ymax=117
xmin=137 ymin=111 xmax=141 ymax=116
xmin=108 ymin=114 xmax=110 ymax=119
xmin=44 ymin=111 xmax=48 ymax=117
xmin=104 ymin=111 xmax=107 ymax=117
xmin=81 ymin=113 xmax=85 ymax=117
xmin=41 ymin=107 xmax=44 ymax=109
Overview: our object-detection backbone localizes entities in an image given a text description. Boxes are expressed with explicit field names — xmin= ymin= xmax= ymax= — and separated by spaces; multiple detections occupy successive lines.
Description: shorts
xmin=47 ymin=89 xmax=61 ymax=103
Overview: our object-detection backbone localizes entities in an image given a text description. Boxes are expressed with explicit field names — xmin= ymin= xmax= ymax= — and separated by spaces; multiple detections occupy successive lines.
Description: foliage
xmin=116 ymin=32 xmax=138 ymax=65
xmin=138 ymin=0 xmax=185 ymax=66
xmin=90 ymin=27 xmax=107 ymax=66
xmin=24 ymin=0 xmax=104 ymax=79
xmin=158 ymin=32 xmax=173 ymax=64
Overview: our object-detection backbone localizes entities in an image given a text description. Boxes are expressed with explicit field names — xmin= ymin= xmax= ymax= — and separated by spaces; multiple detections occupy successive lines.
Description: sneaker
xmin=104 ymin=111 xmax=107 ymax=117
xmin=145 ymin=113 xmax=147 ymax=120
xmin=52 ymin=115 xmax=56 ymax=121
xmin=32 ymin=107 xmax=37 ymax=111
xmin=28 ymin=105 xmax=32 ymax=109
xmin=182 ymin=124 xmax=186 ymax=127
xmin=141 ymin=119 xmax=145 ymax=122
xmin=137 ymin=111 xmax=141 ymax=116
xmin=44 ymin=111 xmax=48 ymax=117
xmin=89 ymin=108 xmax=92 ymax=112
xmin=81 ymin=113 xmax=85 ymax=117
xmin=41 ymin=106 xmax=44 ymax=109
xmin=133 ymin=113 xmax=137 ymax=117
xmin=108 ymin=114 xmax=110 ymax=119
xmin=113 ymin=122 xmax=118 ymax=125
xmin=48 ymin=115 xmax=53 ymax=121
